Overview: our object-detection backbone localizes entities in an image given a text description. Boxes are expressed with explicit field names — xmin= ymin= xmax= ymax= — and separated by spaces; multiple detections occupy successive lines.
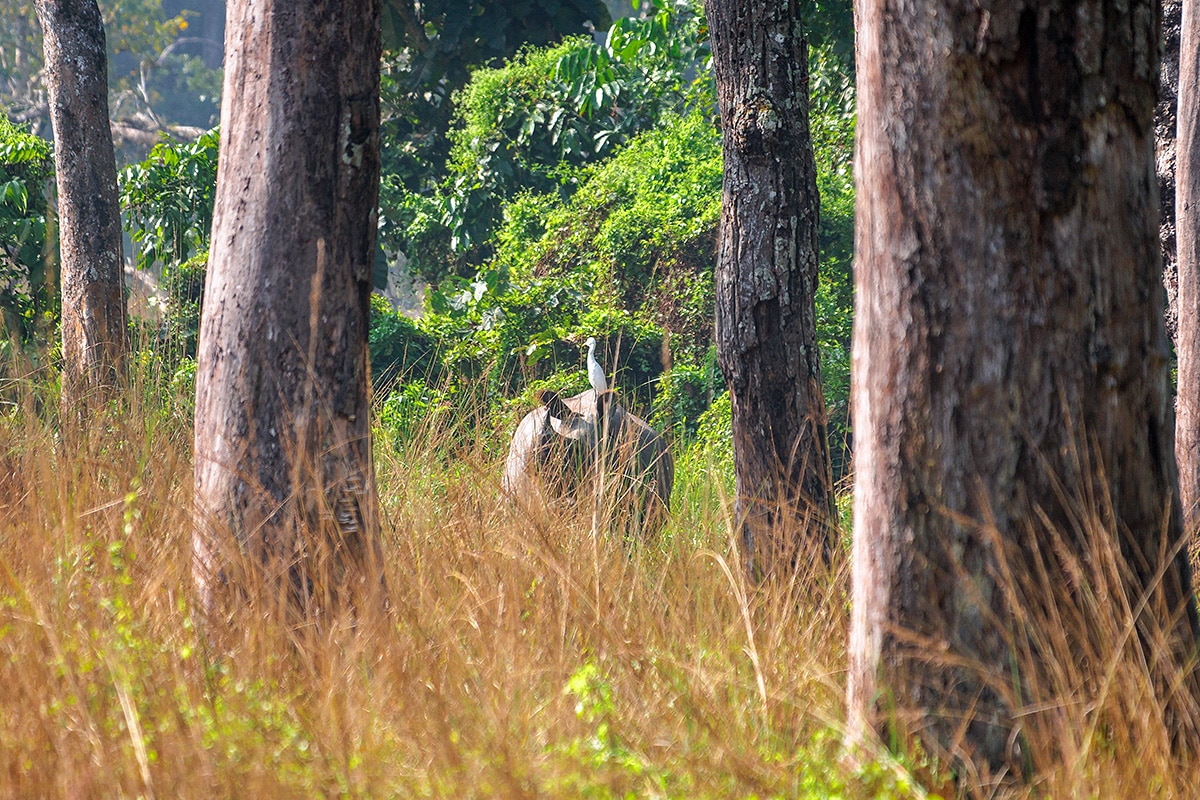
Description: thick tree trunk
xmin=704 ymin=0 xmax=837 ymax=572
xmin=849 ymin=0 xmax=1200 ymax=780
xmin=1177 ymin=0 xmax=1200 ymax=550
xmin=193 ymin=0 xmax=383 ymax=618
xmin=35 ymin=0 xmax=127 ymax=407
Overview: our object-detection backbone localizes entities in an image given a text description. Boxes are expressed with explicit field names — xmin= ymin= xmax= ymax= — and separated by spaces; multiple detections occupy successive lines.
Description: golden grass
xmin=0 ymin=375 xmax=896 ymax=800
xmin=2 ymin=372 xmax=1199 ymax=798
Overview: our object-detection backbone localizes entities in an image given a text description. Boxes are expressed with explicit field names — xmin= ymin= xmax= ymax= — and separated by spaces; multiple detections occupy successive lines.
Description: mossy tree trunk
xmin=704 ymin=0 xmax=837 ymax=573
xmin=193 ymin=0 xmax=384 ymax=618
xmin=849 ymin=0 xmax=1200 ymax=781
xmin=35 ymin=0 xmax=127 ymax=408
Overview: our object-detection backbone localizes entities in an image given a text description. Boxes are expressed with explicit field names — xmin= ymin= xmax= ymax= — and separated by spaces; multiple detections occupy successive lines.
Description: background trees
xmin=705 ymin=0 xmax=837 ymax=569
xmin=192 ymin=0 xmax=384 ymax=615
xmin=848 ymin=0 xmax=1200 ymax=780
xmin=35 ymin=0 xmax=128 ymax=406
xmin=6 ymin=0 xmax=223 ymax=152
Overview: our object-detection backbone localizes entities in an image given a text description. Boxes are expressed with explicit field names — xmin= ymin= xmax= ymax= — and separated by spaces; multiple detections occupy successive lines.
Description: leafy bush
xmin=375 ymin=378 xmax=454 ymax=444
xmin=387 ymin=0 xmax=713 ymax=279
xmin=809 ymin=40 xmax=856 ymax=474
xmin=120 ymin=128 xmax=219 ymax=271
xmin=650 ymin=358 xmax=724 ymax=442
xmin=408 ymin=79 xmax=854 ymax=428
xmin=488 ymin=109 xmax=722 ymax=365
xmin=159 ymin=251 xmax=207 ymax=361
xmin=376 ymin=0 xmax=612 ymax=200
xmin=369 ymin=293 xmax=443 ymax=390
xmin=0 ymin=117 xmax=55 ymax=342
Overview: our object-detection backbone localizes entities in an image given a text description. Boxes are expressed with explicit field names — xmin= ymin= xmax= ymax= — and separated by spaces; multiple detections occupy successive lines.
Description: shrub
xmin=0 ymin=117 xmax=55 ymax=344
xmin=388 ymin=0 xmax=714 ymax=279
xmin=159 ymin=251 xmax=207 ymax=361
xmin=369 ymin=293 xmax=443 ymax=390
xmin=120 ymin=128 xmax=219 ymax=271
xmin=650 ymin=358 xmax=724 ymax=443
xmin=486 ymin=109 xmax=721 ymax=372
xmin=375 ymin=378 xmax=453 ymax=444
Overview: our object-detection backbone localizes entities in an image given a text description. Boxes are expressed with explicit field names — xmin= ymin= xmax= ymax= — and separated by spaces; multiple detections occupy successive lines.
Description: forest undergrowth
xmin=2 ymin=367 xmax=1199 ymax=798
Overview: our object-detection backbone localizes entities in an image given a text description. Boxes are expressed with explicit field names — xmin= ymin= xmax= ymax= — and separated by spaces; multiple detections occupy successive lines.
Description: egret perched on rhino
xmin=585 ymin=337 xmax=607 ymax=392
xmin=501 ymin=388 xmax=673 ymax=536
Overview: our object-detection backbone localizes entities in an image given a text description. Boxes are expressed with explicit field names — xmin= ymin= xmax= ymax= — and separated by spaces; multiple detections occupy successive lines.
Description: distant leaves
xmin=119 ymin=128 xmax=219 ymax=271
xmin=0 ymin=118 xmax=54 ymax=340
xmin=400 ymin=0 xmax=712 ymax=271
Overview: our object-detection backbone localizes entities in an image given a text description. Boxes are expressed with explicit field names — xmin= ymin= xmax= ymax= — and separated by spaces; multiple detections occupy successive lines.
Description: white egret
xmin=586 ymin=336 xmax=608 ymax=392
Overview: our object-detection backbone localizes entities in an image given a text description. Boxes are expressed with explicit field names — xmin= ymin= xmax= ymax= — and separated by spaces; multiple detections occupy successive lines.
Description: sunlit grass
xmin=2 ymin=367 xmax=1199 ymax=798
xmin=0 ymin=369 xmax=910 ymax=799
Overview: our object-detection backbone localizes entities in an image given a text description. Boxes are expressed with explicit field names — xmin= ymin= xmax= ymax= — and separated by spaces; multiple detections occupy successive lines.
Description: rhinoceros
xmin=501 ymin=388 xmax=673 ymax=535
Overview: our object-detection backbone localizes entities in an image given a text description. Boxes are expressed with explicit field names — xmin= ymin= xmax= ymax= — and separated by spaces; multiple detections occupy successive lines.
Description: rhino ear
xmin=539 ymin=390 xmax=574 ymax=421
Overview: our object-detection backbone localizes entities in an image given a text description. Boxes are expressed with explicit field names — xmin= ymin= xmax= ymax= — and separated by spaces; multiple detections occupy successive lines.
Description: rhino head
xmin=502 ymin=388 xmax=674 ymax=536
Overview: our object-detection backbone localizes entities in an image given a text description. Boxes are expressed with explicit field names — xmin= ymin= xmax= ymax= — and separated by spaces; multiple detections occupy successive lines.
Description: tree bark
xmin=1158 ymin=0 xmax=1182 ymax=340
xmin=35 ymin=0 xmax=127 ymax=407
xmin=1177 ymin=0 xmax=1200 ymax=552
xmin=193 ymin=0 xmax=384 ymax=618
xmin=849 ymin=0 xmax=1200 ymax=780
xmin=704 ymin=0 xmax=837 ymax=572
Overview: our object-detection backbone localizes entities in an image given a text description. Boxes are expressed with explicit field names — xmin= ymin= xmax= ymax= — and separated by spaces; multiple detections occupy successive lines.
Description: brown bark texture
xmin=35 ymin=0 xmax=127 ymax=406
xmin=704 ymin=0 xmax=837 ymax=571
xmin=849 ymin=0 xmax=1200 ymax=779
xmin=1178 ymin=0 xmax=1200 ymax=547
xmin=1159 ymin=0 xmax=1182 ymax=339
xmin=193 ymin=0 xmax=383 ymax=617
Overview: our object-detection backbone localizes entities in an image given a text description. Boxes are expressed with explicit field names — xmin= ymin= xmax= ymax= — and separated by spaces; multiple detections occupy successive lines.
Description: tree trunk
xmin=193 ymin=0 xmax=383 ymax=618
xmin=849 ymin=0 xmax=1200 ymax=780
xmin=704 ymin=0 xmax=837 ymax=572
xmin=1177 ymin=0 xmax=1200 ymax=553
xmin=35 ymin=0 xmax=127 ymax=407
xmin=1158 ymin=0 xmax=1183 ymax=341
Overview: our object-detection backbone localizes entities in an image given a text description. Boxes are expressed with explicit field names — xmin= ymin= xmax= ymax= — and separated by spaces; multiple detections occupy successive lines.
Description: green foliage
xmin=691 ymin=390 xmax=733 ymax=474
xmin=803 ymin=0 xmax=855 ymax=80
xmin=489 ymin=109 xmax=722 ymax=365
xmin=552 ymin=660 xmax=671 ymax=796
xmin=158 ymin=252 xmax=207 ymax=361
xmin=402 ymin=76 xmax=854 ymax=429
xmin=373 ymin=0 xmax=858 ymax=456
xmin=808 ymin=44 xmax=856 ymax=475
xmin=120 ymin=128 xmax=219 ymax=271
xmin=0 ymin=117 xmax=55 ymax=342
xmin=650 ymin=358 xmax=724 ymax=442
xmin=388 ymin=0 xmax=712 ymax=278
xmin=376 ymin=0 xmax=612 ymax=264
xmin=369 ymin=293 xmax=443 ymax=389
xmin=376 ymin=378 xmax=454 ymax=444
xmin=419 ymin=257 xmax=667 ymax=409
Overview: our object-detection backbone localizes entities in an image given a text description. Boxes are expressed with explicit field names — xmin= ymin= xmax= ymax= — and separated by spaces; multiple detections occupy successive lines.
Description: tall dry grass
xmin=2 ymin=366 xmax=1199 ymax=798
xmin=0 ymin=371 xmax=889 ymax=799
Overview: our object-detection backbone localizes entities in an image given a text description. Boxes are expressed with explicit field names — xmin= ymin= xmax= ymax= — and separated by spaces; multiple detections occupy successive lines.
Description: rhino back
xmin=501 ymin=407 xmax=549 ymax=496
xmin=628 ymin=414 xmax=673 ymax=505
